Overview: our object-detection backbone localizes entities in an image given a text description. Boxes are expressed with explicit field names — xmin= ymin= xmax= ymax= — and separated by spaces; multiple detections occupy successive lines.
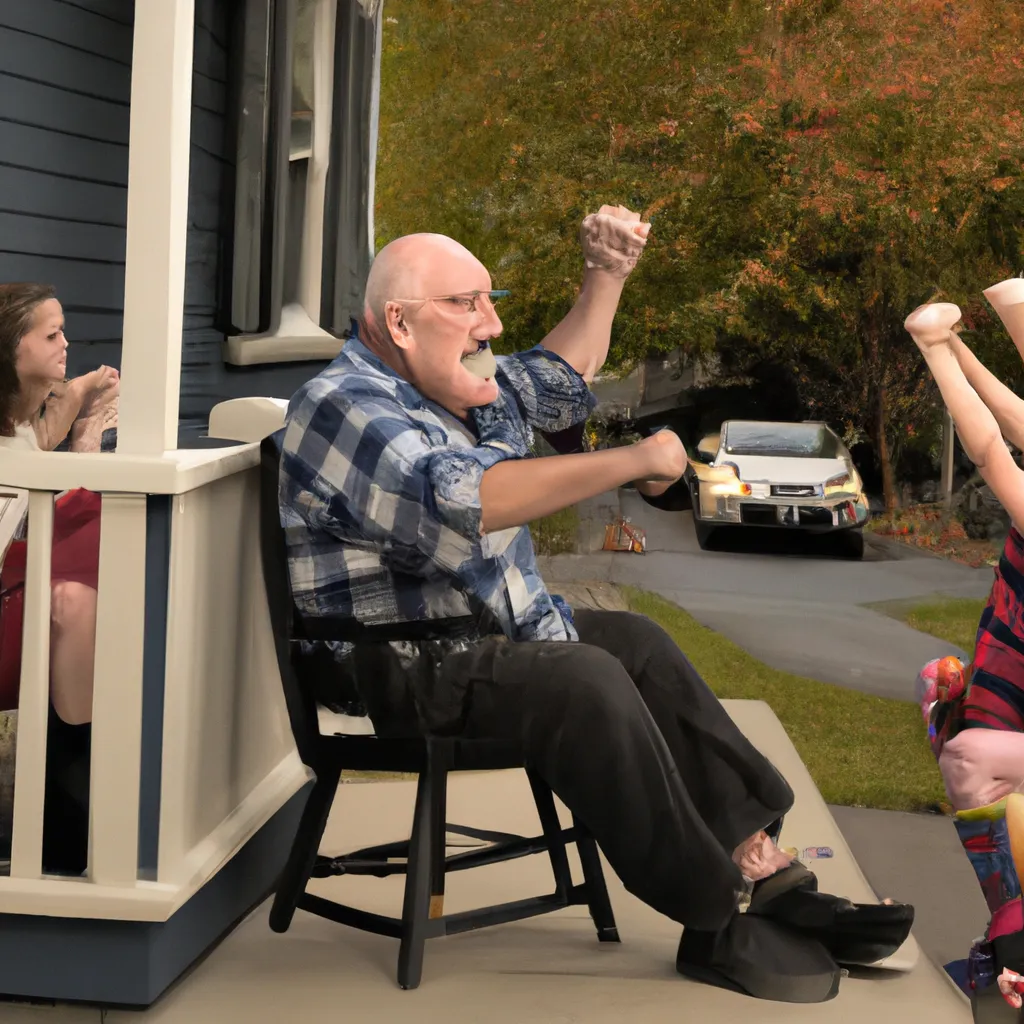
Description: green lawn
xmin=624 ymin=588 xmax=946 ymax=812
xmin=529 ymin=506 xmax=580 ymax=556
xmin=897 ymin=598 xmax=985 ymax=659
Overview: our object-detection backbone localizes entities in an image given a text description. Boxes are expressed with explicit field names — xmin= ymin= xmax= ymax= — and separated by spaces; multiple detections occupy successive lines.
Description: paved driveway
xmin=539 ymin=489 xmax=994 ymax=702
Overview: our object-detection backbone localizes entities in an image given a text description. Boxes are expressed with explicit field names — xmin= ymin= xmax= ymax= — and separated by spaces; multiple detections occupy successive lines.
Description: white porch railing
xmin=0 ymin=430 xmax=308 ymax=922
xmin=0 ymin=0 xmax=311 ymax=926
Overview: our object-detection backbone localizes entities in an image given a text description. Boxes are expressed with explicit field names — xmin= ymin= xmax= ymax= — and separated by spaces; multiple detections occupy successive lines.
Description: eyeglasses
xmin=391 ymin=289 xmax=510 ymax=316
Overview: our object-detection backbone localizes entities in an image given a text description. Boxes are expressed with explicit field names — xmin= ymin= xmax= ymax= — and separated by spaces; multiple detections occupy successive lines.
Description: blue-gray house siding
xmin=0 ymin=0 xmax=308 ymax=432
xmin=0 ymin=0 xmax=133 ymax=372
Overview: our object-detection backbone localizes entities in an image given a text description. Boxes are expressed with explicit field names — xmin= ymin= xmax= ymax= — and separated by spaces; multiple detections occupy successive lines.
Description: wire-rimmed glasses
xmin=390 ymin=289 xmax=510 ymax=317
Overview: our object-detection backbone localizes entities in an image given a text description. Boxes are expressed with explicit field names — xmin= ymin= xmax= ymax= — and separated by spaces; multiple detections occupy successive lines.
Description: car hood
xmin=719 ymin=454 xmax=850 ymax=486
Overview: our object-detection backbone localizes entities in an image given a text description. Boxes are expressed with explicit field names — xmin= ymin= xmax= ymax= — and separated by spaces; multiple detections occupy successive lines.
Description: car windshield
xmin=723 ymin=422 xmax=841 ymax=459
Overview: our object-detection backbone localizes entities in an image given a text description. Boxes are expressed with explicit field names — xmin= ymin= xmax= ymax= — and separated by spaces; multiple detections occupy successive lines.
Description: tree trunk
xmin=865 ymin=326 xmax=898 ymax=512
xmin=876 ymin=380 xmax=898 ymax=512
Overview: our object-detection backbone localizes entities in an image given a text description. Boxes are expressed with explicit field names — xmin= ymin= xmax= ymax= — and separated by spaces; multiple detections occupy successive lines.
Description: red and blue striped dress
xmin=962 ymin=527 xmax=1024 ymax=733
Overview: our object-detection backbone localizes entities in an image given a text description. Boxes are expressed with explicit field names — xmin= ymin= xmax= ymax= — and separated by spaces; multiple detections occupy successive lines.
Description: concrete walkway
xmin=830 ymin=805 xmax=988 ymax=972
xmin=19 ymin=702 xmax=968 ymax=1024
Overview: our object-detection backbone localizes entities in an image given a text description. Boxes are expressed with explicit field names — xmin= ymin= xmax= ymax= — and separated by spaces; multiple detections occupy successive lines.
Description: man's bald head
xmin=356 ymin=232 xmax=502 ymax=416
xmin=362 ymin=233 xmax=484 ymax=344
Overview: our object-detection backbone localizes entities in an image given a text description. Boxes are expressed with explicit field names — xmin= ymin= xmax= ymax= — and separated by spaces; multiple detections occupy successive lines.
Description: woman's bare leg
xmin=49 ymin=582 xmax=96 ymax=726
xmin=949 ymin=334 xmax=1024 ymax=450
xmin=906 ymin=304 xmax=1024 ymax=527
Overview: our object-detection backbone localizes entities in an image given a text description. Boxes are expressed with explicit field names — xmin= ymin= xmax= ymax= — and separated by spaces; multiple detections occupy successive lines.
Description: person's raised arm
xmin=35 ymin=366 xmax=118 ymax=451
xmin=539 ymin=205 xmax=650 ymax=381
xmin=478 ymin=429 xmax=684 ymax=532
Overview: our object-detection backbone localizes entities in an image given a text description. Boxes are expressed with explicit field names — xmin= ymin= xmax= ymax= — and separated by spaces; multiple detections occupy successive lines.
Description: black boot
xmin=41 ymin=708 xmax=90 ymax=876
xmin=677 ymin=911 xmax=841 ymax=1003
xmin=748 ymin=861 xmax=915 ymax=966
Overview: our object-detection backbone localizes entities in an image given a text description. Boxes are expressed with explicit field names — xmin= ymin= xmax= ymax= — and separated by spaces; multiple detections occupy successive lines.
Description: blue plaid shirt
xmin=280 ymin=336 xmax=596 ymax=642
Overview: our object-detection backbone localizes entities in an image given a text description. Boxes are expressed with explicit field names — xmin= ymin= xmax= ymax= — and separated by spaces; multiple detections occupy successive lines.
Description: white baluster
xmin=89 ymin=495 xmax=147 ymax=886
xmin=10 ymin=492 xmax=54 ymax=879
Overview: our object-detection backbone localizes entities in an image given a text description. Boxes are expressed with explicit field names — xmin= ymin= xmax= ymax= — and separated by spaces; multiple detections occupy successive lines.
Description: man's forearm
xmin=539 ymin=269 xmax=625 ymax=381
xmin=479 ymin=446 xmax=644 ymax=533
xmin=950 ymin=335 xmax=1024 ymax=449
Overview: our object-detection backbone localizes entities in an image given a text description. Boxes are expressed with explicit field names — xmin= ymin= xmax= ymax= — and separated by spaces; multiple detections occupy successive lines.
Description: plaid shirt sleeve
xmin=282 ymin=384 xmax=514 ymax=575
xmin=495 ymin=346 xmax=597 ymax=433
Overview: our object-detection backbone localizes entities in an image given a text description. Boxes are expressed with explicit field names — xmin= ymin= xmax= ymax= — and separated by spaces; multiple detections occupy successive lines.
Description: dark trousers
xmin=436 ymin=609 xmax=795 ymax=931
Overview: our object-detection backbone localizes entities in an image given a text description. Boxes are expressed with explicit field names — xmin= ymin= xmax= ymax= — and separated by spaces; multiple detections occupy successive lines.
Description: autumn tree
xmin=376 ymin=0 xmax=1024 ymax=505
xmin=680 ymin=0 xmax=1024 ymax=508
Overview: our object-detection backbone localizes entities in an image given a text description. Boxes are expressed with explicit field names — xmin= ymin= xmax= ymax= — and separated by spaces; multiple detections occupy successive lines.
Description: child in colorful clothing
xmin=909 ymin=287 xmax=1024 ymax=1018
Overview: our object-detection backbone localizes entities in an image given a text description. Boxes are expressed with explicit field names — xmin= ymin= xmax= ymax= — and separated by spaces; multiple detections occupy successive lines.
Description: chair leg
xmin=397 ymin=743 xmax=449 ymax=990
xmin=527 ymin=771 xmax=573 ymax=900
xmin=428 ymin=751 xmax=448 ymax=921
xmin=573 ymin=814 xmax=620 ymax=943
xmin=269 ymin=759 xmax=343 ymax=933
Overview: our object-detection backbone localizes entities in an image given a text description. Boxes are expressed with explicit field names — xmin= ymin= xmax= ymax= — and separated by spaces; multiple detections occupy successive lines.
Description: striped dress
xmin=962 ymin=527 xmax=1024 ymax=732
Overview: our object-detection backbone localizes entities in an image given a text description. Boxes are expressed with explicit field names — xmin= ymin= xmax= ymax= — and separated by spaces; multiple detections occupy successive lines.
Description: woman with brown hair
xmin=0 ymin=282 xmax=119 ymax=726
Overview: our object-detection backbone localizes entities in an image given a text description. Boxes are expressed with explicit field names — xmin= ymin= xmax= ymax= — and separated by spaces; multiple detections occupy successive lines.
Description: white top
xmin=0 ymin=422 xmax=40 ymax=452
xmin=0 ymin=423 xmax=39 ymax=558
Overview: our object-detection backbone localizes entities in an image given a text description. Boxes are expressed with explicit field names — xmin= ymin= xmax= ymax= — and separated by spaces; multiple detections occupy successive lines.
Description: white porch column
xmin=116 ymin=0 xmax=197 ymax=456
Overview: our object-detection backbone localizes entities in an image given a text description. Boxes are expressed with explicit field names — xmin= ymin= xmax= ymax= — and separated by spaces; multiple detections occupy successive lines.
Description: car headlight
xmin=824 ymin=472 xmax=852 ymax=494
xmin=709 ymin=462 xmax=752 ymax=497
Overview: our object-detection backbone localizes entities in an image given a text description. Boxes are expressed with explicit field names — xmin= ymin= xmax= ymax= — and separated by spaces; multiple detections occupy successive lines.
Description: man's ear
xmin=385 ymin=301 xmax=412 ymax=348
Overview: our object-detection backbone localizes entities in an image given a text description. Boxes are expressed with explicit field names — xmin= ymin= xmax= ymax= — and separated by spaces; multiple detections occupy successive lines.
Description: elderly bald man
xmin=279 ymin=207 xmax=912 ymax=1002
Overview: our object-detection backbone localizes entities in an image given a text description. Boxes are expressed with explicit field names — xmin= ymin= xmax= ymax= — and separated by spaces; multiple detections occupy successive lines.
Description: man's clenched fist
xmin=579 ymin=204 xmax=651 ymax=279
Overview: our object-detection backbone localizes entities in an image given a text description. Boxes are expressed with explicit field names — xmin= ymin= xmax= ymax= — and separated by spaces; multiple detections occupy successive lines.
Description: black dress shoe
xmin=677 ymin=912 xmax=842 ymax=1003
xmin=748 ymin=862 xmax=915 ymax=966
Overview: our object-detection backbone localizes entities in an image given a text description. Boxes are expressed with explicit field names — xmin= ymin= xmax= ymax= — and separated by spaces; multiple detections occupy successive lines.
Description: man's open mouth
xmin=461 ymin=345 xmax=497 ymax=380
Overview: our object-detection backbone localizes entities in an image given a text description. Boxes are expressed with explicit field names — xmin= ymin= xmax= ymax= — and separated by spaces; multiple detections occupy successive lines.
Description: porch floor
xmin=10 ymin=701 xmax=971 ymax=1023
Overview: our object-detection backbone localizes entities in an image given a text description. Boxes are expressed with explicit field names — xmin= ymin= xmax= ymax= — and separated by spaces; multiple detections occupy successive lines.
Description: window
xmin=221 ymin=0 xmax=382 ymax=366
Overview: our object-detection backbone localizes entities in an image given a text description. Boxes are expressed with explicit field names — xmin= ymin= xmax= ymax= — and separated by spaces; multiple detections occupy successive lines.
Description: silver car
xmin=686 ymin=420 xmax=869 ymax=557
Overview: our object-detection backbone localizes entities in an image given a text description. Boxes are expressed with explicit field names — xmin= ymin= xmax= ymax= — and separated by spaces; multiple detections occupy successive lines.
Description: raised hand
xmin=579 ymin=203 xmax=652 ymax=278
xmin=76 ymin=365 xmax=119 ymax=413
xmin=66 ymin=365 xmax=119 ymax=452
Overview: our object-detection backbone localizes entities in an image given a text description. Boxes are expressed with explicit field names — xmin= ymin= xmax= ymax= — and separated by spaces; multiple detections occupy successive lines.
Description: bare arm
xmin=69 ymin=399 xmax=118 ymax=452
xmin=34 ymin=380 xmax=86 ymax=451
xmin=540 ymin=206 xmax=650 ymax=381
xmin=539 ymin=269 xmax=626 ymax=381
xmin=479 ymin=431 xmax=684 ymax=532
xmin=35 ymin=367 xmax=119 ymax=452
xmin=949 ymin=333 xmax=1024 ymax=449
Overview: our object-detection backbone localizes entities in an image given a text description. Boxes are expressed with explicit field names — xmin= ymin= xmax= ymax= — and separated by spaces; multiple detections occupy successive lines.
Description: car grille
xmin=740 ymin=505 xmax=778 ymax=526
xmin=740 ymin=504 xmax=834 ymax=527
xmin=770 ymin=484 xmax=818 ymax=498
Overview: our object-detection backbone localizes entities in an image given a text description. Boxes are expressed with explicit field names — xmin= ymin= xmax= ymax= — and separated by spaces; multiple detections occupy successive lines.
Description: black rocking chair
xmin=259 ymin=434 xmax=620 ymax=990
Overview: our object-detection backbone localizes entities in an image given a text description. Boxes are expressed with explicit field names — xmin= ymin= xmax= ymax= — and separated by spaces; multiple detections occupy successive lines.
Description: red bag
xmin=0 ymin=489 xmax=103 ymax=710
